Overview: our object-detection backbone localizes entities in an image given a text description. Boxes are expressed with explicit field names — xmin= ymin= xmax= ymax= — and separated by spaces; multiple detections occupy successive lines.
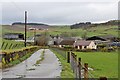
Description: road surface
xmin=1 ymin=49 xmax=62 ymax=78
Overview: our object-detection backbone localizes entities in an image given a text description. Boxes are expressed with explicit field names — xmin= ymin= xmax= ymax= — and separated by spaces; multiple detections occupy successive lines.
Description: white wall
xmin=88 ymin=41 xmax=97 ymax=49
xmin=76 ymin=41 xmax=97 ymax=50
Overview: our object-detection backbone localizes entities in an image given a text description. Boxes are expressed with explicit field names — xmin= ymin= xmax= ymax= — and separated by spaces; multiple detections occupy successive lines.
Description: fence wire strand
xmin=70 ymin=51 xmax=96 ymax=79
xmin=79 ymin=58 xmax=96 ymax=79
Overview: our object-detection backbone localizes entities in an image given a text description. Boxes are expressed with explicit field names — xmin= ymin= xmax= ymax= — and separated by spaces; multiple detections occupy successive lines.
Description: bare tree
xmin=81 ymin=30 xmax=87 ymax=40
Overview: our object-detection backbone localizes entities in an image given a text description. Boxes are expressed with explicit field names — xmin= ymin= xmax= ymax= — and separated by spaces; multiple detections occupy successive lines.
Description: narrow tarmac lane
xmin=1 ymin=49 xmax=62 ymax=78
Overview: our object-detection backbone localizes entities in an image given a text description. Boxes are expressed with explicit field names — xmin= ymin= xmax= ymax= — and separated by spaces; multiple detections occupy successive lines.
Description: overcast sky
xmin=1 ymin=0 xmax=119 ymax=25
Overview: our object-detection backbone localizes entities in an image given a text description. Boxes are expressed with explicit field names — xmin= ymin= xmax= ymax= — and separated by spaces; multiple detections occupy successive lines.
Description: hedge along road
xmin=2 ymin=49 xmax=62 ymax=78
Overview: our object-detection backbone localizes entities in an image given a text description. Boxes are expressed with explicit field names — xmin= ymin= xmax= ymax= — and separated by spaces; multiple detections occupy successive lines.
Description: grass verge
xmin=4 ymin=52 xmax=32 ymax=68
xmin=35 ymin=50 xmax=45 ymax=65
xmin=50 ymin=48 xmax=75 ymax=78
xmin=2 ymin=48 xmax=39 ymax=68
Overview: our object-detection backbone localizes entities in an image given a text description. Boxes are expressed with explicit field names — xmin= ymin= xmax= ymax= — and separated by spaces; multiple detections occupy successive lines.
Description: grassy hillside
xmin=2 ymin=25 xmax=34 ymax=37
xmin=1 ymin=24 xmax=118 ymax=38
xmin=48 ymin=25 xmax=118 ymax=37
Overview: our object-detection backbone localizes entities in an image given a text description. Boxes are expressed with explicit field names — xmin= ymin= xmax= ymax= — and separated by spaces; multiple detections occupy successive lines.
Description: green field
xmin=74 ymin=51 xmax=118 ymax=78
xmin=48 ymin=25 xmax=118 ymax=37
xmin=1 ymin=39 xmax=24 ymax=50
xmin=1 ymin=25 xmax=119 ymax=38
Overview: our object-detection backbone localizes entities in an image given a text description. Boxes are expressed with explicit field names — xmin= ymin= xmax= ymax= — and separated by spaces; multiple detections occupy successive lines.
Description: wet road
xmin=1 ymin=49 xmax=62 ymax=78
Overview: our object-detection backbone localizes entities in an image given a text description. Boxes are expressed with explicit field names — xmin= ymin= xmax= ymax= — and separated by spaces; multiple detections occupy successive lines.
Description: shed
xmin=3 ymin=33 xmax=24 ymax=40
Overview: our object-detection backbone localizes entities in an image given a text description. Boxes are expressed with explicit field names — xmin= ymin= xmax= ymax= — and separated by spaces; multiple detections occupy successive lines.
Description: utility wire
xmin=9 ymin=0 xmax=28 ymax=77
xmin=9 ymin=0 xmax=24 ymax=12
xmin=80 ymin=61 xmax=96 ymax=79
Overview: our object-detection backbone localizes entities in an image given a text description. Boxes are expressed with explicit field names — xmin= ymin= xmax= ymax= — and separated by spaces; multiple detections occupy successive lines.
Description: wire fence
xmin=51 ymin=47 xmax=107 ymax=80
xmin=70 ymin=52 xmax=96 ymax=79
xmin=51 ymin=47 xmax=67 ymax=58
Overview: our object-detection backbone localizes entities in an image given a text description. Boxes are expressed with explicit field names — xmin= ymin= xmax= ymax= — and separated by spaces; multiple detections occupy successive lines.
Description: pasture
xmin=74 ymin=51 xmax=118 ymax=78
xmin=47 ymin=25 xmax=118 ymax=37
xmin=1 ymin=25 xmax=119 ymax=38
xmin=1 ymin=39 xmax=24 ymax=50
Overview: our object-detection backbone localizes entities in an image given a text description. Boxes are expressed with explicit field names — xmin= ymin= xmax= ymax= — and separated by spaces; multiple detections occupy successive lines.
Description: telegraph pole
xmin=25 ymin=11 xmax=27 ymax=47
xmin=34 ymin=28 xmax=36 ymax=45
xmin=24 ymin=11 xmax=27 ymax=77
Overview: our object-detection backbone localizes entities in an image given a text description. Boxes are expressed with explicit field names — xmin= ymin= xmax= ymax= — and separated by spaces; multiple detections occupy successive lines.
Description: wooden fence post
xmin=67 ymin=52 xmax=70 ymax=63
xmin=78 ymin=57 xmax=81 ymax=79
xmin=74 ymin=54 xmax=78 ymax=78
xmin=70 ymin=52 xmax=74 ymax=72
xmin=84 ymin=63 xmax=88 ymax=80
xmin=99 ymin=77 xmax=107 ymax=80
xmin=72 ymin=53 xmax=75 ymax=73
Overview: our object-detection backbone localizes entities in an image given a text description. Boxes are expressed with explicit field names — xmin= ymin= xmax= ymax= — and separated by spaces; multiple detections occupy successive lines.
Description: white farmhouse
xmin=74 ymin=40 xmax=97 ymax=50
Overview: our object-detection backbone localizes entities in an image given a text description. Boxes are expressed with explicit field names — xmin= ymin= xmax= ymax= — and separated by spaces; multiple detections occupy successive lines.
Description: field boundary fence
xmin=51 ymin=47 xmax=67 ymax=58
xmin=51 ymin=47 xmax=107 ymax=80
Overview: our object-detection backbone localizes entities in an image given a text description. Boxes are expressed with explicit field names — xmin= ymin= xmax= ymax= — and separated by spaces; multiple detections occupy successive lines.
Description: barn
xmin=3 ymin=33 xmax=24 ymax=40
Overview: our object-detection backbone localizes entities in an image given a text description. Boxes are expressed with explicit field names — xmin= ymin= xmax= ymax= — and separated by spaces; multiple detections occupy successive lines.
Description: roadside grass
xmin=74 ymin=51 xmax=118 ymax=78
xmin=4 ymin=51 xmax=33 ymax=68
xmin=2 ymin=46 xmax=39 ymax=68
xmin=1 ymin=46 xmax=38 ymax=53
xmin=50 ymin=49 xmax=75 ymax=78
xmin=35 ymin=50 xmax=45 ymax=65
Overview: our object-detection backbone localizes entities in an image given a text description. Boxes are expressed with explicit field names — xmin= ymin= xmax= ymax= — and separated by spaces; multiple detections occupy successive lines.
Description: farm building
xmin=108 ymin=42 xmax=120 ymax=47
xmin=35 ymin=34 xmax=42 ymax=37
xmin=86 ymin=36 xmax=110 ymax=44
xmin=3 ymin=33 xmax=24 ymax=40
xmin=74 ymin=40 xmax=97 ymax=50
xmin=48 ymin=35 xmax=60 ymax=46
xmin=86 ymin=35 xmax=118 ymax=42
xmin=59 ymin=39 xmax=75 ymax=48
xmin=86 ymin=36 xmax=107 ymax=41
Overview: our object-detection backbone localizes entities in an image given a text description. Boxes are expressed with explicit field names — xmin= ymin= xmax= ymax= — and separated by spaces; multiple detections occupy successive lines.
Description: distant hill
xmin=94 ymin=20 xmax=120 ymax=26
xmin=70 ymin=22 xmax=91 ymax=29
xmin=70 ymin=20 xmax=120 ymax=29
xmin=12 ymin=22 xmax=49 ymax=26
xmin=12 ymin=22 xmax=50 ymax=29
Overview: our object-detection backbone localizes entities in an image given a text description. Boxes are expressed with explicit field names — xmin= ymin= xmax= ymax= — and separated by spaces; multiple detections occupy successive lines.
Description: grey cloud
xmin=2 ymin=2 xmax=118 ymax=25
